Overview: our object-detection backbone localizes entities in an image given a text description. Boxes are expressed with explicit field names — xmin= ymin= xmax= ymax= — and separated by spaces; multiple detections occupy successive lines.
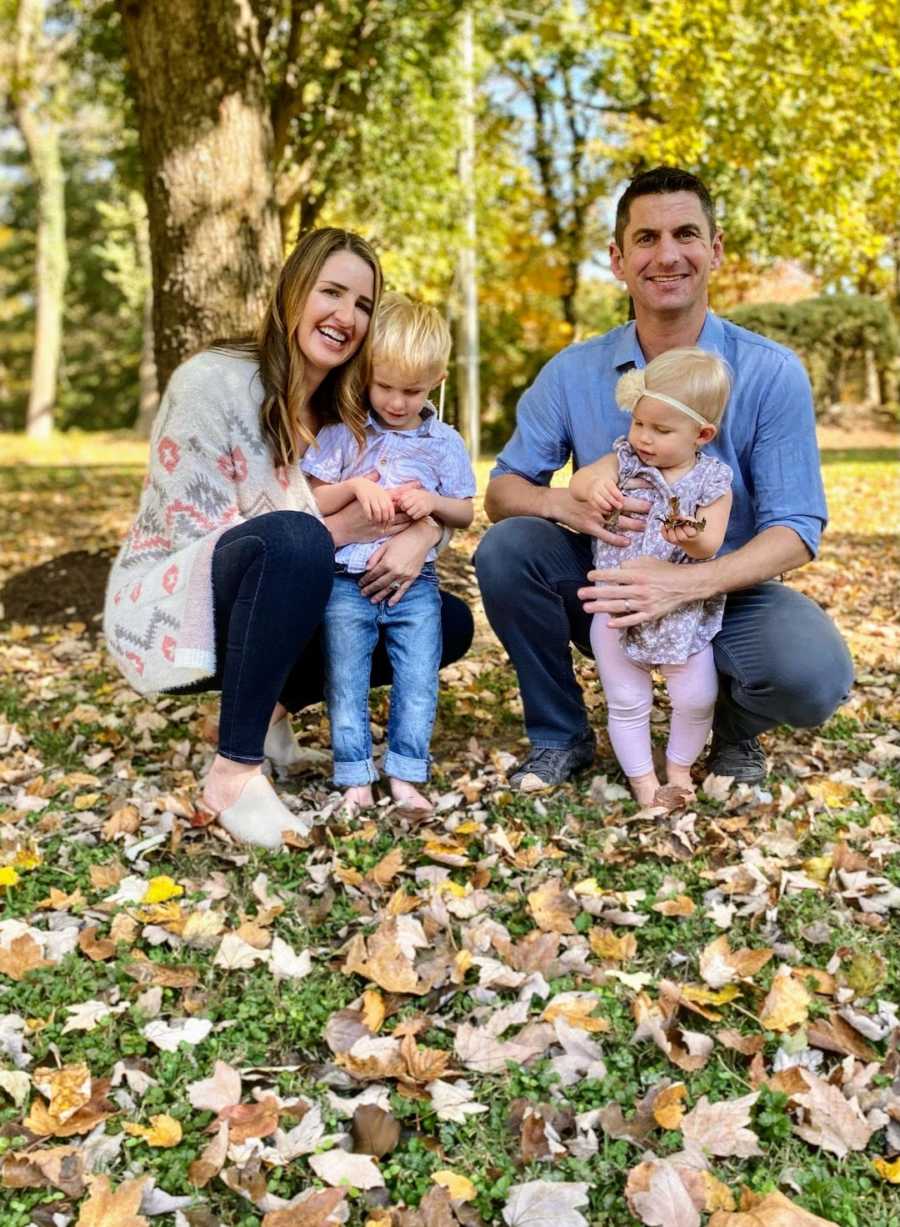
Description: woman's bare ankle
xmin=628 ymin=771 xmax=660 ymax=807
xmin=269 ymin=702 xmax=288 ymax=729
xmin=203 ymin=755 xmax=262 ymax=812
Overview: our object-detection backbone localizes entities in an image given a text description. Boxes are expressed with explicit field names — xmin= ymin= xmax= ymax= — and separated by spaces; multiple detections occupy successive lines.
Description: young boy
xmin=301 ymin=293 xmax=476 ymax=812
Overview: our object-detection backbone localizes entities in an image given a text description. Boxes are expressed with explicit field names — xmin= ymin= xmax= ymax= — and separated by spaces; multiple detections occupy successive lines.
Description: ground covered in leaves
xmin=0 ymin=445 xmax=898 ymax=1227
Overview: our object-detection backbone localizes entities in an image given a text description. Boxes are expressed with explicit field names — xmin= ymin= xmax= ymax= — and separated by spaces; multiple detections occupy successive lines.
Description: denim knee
xmin=774 ymin=658 xmax=854 ymax=728
xmin=474 ymin=516 xmax=559 ymax=593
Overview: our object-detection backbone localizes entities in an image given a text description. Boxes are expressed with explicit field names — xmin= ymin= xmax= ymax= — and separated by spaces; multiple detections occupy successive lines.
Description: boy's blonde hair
xmin=372 ymin=292 xmax=451 ymax=382
xmin=617 ymin=346 xmax=731 ymax=426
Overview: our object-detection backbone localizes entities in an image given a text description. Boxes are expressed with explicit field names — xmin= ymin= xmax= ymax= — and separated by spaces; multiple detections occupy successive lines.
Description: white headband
xmin=615 ymin=367 xmax=708 ymax=427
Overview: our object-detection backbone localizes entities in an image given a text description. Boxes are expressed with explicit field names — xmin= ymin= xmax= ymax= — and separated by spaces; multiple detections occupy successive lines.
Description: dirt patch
xmin=0 ymin=547 xmax=116 ymax=631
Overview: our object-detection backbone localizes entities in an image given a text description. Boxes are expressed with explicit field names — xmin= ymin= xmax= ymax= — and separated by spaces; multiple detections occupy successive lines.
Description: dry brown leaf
xmin=219 ymin=1094 xmax=281 ymax=1142
xmin=1 ymin=1144 xmax=85 ymax=1198
xmin=715 ymin=1029 xmax=765 ymax=1056
xmin=261 ymin=1189 xmax=347 ymax=1226
xmin=400 ymin=1033 xmax=452 ymax=1084
xmin=352 ymin=1104 xmax=401 ymax=1156
xmin=89 ymin=861 xmax=125 ymax=890
xmin=807 ymin=1012 xmax=879 ymax=1061
xmin=634 ymin=1017 xmax=714 ymax=1072
xmin=759 ymin=966 xmax=811 ymax=1032
xmin=187 ymin=1060 xmax=242 ymax=1112
xmin=680 ymin=1092 xmax=761 ymax=1157
xmin=652 ymin=1082 xmax=687 ymax=1129
xmin=103 ymin=805 xmax=141 ymax=840
xmin=25 ymin=1077 xmax=114 ymax=1138
xmin=708 ymin=1189 xmax=840 ymax=1226
xmin=188 ymin=1121 xmax=229 ymax=1187
xmin=589 ymin=926 xmax=637 ymax=962
xmin=31 ymin=1064 xmax=91 ymax=1124
xmin=626 ymin=1159 xmax=701 ymax=1227
xmin=501 ymin=1179 xmax=590 ymax=1226
xmin=342 ymin=923 xmax=422 ymax=995
xmin=37 ymin=887 xmax=85 ymax=911
xmin=0 ymin=932 xmax=50 ymax=980
xmin=699 ymin=936 xmax=773 ymax=989
xmin=368 ymin=847 xmax=405 ymax=888
xmin=78 ymin=926 xmax=116 ymax=961
xmin=792 ymin=1069 xmax=876 ymax=1157
xmin=653 ymin=895 xmax=696 ymax=917
xmin=543 ymin=994 xmax=610 ymax=1033
xmin=528 ymin=880 xmax=578 ymax=934
xmin=124 ymin=952 xmax=199 ymax=989
xmin=75 ymin=1174 xmax=148 ymax=1227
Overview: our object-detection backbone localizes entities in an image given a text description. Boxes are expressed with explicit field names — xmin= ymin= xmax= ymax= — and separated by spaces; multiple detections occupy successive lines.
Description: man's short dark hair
xmin=614 ymin=167 xmax=717 ymax=249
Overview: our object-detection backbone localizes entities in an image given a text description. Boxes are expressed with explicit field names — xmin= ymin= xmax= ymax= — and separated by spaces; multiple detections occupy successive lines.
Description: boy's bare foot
xmin=389 ymin=778 xmax=433 ymax=813
xmin=628 ymin=770 xmax=661 ymax=808
xmin=342 ymin=785 xmax=376 ymax=810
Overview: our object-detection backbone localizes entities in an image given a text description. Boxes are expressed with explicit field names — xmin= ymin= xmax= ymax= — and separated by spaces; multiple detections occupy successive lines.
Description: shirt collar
xmin=367 ymin=403 xmax=436 ymax=436
xmin=612 ymin=310 xmax=723 ymax=371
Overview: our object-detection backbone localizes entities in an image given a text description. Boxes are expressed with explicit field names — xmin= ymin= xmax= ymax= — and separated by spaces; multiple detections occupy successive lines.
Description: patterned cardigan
xmin=103 ymin=350 xmax=322 ymax=695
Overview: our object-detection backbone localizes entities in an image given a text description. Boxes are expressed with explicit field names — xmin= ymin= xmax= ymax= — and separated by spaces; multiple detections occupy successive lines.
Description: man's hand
xmin=548 ymin=486 xmax=649 ymax=547
xmin=394 ymin=487 xmax=437 ymax=520
xmin=579 ymin=556 xmax=706 ymax=626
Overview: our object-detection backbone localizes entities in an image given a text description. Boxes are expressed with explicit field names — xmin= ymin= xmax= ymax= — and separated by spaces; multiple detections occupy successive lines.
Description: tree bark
xmin=119 ymin=0 xmax=283 ymax=390
xmin=13 ymin=0 xmax=67 ymax=440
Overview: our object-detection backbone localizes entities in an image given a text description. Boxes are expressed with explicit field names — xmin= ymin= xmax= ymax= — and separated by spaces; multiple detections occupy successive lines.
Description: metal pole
xmin=457 ymin=7 xmax=480 ymax=464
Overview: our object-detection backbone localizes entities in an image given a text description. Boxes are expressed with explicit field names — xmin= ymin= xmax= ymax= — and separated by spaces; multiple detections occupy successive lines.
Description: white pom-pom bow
xmin=615 ymin=367 xmax=646 ymax=411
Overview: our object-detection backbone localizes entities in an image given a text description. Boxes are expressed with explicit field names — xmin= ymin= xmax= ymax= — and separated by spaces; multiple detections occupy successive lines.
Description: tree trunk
xmin=863 ymin=347 xmax=881 ymax=408
xmin=134 ymin=202 xmax=159 ymax=436
xmin=119 ymin=0 xmax=283 ymax=390
xmin=14 ymin=0 xmax=67 ymax=440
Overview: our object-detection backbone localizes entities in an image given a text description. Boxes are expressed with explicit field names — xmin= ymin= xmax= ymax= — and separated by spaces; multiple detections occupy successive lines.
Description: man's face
xmin=610 ymin=191 xmax=723 ymax=319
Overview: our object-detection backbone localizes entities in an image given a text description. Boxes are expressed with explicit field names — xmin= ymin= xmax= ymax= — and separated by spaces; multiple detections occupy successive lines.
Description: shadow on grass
xmin=0 ymin=547 xmax=116 ymax=630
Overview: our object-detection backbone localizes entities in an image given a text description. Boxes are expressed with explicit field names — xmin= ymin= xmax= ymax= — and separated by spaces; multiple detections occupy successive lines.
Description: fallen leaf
xmin=220 ymin=1094 xmax=281 ymax=1142
xmin=626 ymin=1160 xmax=701 ymax=1227
xmin=75 ymin=1174 xmax=148 ymax=1227
xmin=361 ymin=989 xmax=385 ymax=1033
xmin=873 ymin=1156 xmax=900 ymax=1183
xmin=589 ymin=926 xmax=637 ymax=962
xmin=652 ymin=1082 xmax=687 ymax=1130
xmin=351 ymin=1104 xmax=401 ymax=1157
xmin=0 ymin=933 xmax=50 ymax=980
xmin=792 ymin=1069 xmax=875 ymax=1157
xmin=368 ymin=847 xmax=404 ymax=888
xmin=77 ymin=926 xmax=116 ymax=961
xmin=502 ymin=1179 xmax=590 ymax=1226
xmin=308 ymin=1149 xmax=385 ymax=1189
xmin=759 ymin=966 xmax=811 ymax=1032
xmin=187 ymin=1060 xmax=242 ymax=1112
xmin=680 ymin=1092 xmax=761 ymax=1158
xmin=142 ymin=875 xmax=183 ymax=903
xmin=708 ymin=1189 xmax=840 ymax=1225
xmin=187 ymin=1121 xmax=228 ymax=1187
xmin=262 ymin=1189 xmax=347 ymax=1226
xmin=715 ymin=1029 xmax=765 ymax=1056
xmin=2 ymin=1144 xmax=85 ymax=1198
xmin=653 ymin=895 xmax=696 ymax=916
xmin=700 ymin=936 xmax=773 ymax=989
xmin=432 ymin=1170 xmax=477 ymax=1201
xmin=122 ymin=1113 xmax=182 ymax=1147
xmin=31 ymin=1064 xmax=91 ymax=1125
xmin=528 ymin=880 xmax=578 ymax=934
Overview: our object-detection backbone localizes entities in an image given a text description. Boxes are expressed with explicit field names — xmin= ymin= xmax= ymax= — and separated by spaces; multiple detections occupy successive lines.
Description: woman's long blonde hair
xmin=254 ymin=228 xmax=382 ymax=467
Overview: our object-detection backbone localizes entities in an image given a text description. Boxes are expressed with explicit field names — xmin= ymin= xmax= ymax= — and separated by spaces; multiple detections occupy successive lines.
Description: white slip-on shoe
xmin=215 ymin=774 xmax=310 ymax=849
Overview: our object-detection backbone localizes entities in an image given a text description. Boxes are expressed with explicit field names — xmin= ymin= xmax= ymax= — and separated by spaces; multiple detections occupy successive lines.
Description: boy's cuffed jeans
xmin=474 ymin=516 xmax=854 ymax=749
xmin=324 ymin=566 xmax=442 ymax=786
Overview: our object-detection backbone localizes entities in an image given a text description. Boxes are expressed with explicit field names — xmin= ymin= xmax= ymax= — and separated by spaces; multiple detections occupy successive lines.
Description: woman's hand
xmin=358 ymin=518 xmax=442 ymax=606
xmin=325 ymin=500 xmax=411 ymax=547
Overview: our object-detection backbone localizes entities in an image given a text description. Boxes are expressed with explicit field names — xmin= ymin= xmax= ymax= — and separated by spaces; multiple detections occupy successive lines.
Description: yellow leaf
xmin=141 ymin=875 xmax=183 ymax=904
xmin=573 ymin=877 xmax=603 ymax=896
xmin=873 ymin=1156 xmax=900 ymax=1183
xmin=361 ymin=989 xmax=385 ymax=1034
xmin=134 ymin=901 xmax=184 ymax=931
xmin=760 ymin=966 xmax=811 ymax=1032
xmin=589 ymin=926 xmax=637 ymax=962
xmin=682 ymin=984 xmax=742 ymax=1007
xmin=0 ymin=867 xmax=20 ymax=888
xmin=528 ymin=879 xmax=579 ymax=934
xmin=802 ymin=855 xmax=833 ymax=883
xmin=653 ymin=895 xmax=696 ymax=917
xmin=13 ymin=848 xmax=41 ymax=870
xmin=74 ymin=793 xmax=100 ymax=810
xmin=806 ymin=779 xmax=855 ymax=809
xmin=652 ymin=1082 xmax=687 ymax=1129
xmin=543 ymin=997 xmax=610 ymax=1033
xmin=432 ymin=1170 xmax=477 ymax=1202
xmin=123 ymin=1113 xmax=183 ymax=1147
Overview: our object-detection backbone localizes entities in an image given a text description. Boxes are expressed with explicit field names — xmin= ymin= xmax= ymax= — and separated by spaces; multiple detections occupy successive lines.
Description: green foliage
xmin=726 ymin=295 xmax=899 ymax=416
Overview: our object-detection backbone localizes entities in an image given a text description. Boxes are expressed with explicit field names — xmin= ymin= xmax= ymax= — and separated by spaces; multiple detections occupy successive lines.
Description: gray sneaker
xmin=508 ymin=735 xmax=595 ymax=790
xmin=707 ymin=735 xmax=767 ymax=784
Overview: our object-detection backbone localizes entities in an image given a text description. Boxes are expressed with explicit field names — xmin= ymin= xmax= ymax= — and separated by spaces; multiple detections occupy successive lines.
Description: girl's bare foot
xmin=628 ymin=770 xmax=661 ymax=807
xmin=665 ymin=761 xmax=696 ymax=796
xmin=389 ymin=778 xmax=433 ymax=812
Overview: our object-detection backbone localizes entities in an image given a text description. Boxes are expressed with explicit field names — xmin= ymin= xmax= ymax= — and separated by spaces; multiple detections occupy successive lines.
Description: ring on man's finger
xmin=624 ymin=599 xmax=633 ymax=613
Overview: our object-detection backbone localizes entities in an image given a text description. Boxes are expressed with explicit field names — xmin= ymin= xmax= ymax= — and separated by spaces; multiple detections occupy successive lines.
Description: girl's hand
xmin=358 ymin=519 xmax=441 ymax=606
xmin=587 ymin=477 xmax=624 ymax=515
xmin=349 ymin=477 xmax=394 ymax=525
xmin=661 ymin=521 xmax=700 ymax=546
xmin=395 ymin=488 xmax=436 ymax=520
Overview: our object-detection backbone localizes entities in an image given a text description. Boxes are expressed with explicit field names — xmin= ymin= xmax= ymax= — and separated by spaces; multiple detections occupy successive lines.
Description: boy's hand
xmin=349 ymin=477 xmax=395 ymax=525
xmin=395 ymin=488 xmax=437 ymax=520
xmin=586 ymin=477 xmax=624 ymax=515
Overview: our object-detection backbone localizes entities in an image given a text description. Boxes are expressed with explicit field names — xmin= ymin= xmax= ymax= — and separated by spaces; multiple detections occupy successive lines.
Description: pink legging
xmin=590 ymin=615 xmax=718 ymax=779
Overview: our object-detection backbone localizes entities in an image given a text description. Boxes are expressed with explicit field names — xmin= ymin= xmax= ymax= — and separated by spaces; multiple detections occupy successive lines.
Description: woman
xmin=103 ymin=229 xmax=473 ymax=848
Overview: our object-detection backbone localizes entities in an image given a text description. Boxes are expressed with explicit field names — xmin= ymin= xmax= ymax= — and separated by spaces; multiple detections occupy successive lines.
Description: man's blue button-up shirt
xmin=492 ymin=311 xmax=827 ymax=557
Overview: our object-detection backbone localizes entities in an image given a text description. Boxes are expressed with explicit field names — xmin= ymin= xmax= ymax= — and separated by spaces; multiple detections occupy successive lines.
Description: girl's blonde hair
xmin=618 ymin=347 xmax=731 ymax=426
xmin=372 ymin=292 xmax=451 ymax=381
xmin=216 ymin=229 xmax=383 ymax=468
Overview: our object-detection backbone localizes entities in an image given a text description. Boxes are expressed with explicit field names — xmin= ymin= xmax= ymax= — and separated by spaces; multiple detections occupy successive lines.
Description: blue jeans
xmin=475 ymin=517 xmax=854 ymax=749
xmin=324 ymin=566 xmax=442 ymax=785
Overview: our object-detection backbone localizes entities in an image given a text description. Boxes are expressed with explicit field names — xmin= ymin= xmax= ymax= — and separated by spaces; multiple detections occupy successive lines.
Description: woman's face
xmin=296 ymin=250 xmax=375 ymax=383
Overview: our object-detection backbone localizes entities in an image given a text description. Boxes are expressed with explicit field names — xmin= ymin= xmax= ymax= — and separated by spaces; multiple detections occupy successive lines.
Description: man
xmin=475 ymin=166 xmax=853 ymax=789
